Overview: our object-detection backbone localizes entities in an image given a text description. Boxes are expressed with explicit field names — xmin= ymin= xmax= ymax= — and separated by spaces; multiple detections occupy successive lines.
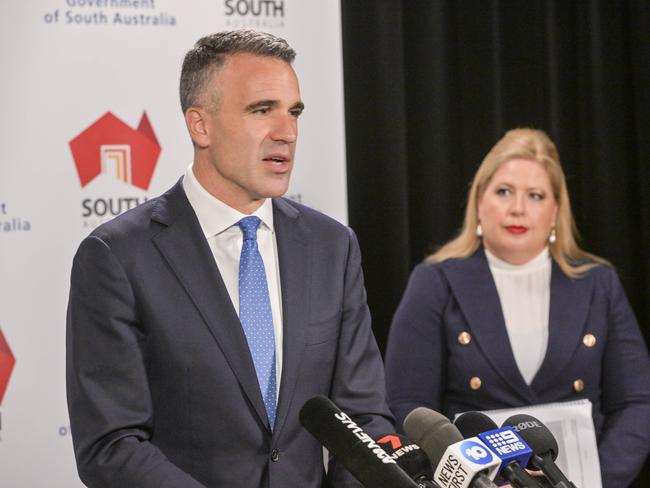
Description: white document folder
xmin=476 ymin=399 xmax=602 ymax=488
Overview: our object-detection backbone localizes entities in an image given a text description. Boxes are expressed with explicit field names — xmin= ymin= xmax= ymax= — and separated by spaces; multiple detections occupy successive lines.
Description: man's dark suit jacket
xmin=385 ymin=247 xmax=650 ymax=488
xmin=66 ymin=180 xmax=394 ymax=487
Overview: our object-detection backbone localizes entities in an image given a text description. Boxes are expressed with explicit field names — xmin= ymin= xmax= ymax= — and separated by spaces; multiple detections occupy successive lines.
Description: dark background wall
xmin=340 ymin=1 xmax=649 ymax=485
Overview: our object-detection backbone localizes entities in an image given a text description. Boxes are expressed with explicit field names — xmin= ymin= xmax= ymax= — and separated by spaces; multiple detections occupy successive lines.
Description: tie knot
xmin=237 ymin=216 xmax=261 ymax=241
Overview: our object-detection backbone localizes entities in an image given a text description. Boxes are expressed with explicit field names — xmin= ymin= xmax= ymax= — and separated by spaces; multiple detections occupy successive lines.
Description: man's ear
xmin=185 ymin=108 xmax=210 ymax=148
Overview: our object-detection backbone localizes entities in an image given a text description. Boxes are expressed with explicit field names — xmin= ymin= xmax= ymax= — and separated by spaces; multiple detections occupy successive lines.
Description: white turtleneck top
xmin=485 ymin=247 xmax=552 ymax=385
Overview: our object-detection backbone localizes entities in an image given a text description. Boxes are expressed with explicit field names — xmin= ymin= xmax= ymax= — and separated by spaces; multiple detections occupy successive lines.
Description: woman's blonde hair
xmin=427 ymin=128 xmax=607 ymax=277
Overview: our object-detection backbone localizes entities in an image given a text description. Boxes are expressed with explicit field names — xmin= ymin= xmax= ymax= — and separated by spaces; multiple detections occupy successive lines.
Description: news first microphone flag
xmin=0 ymin=2 xmax=348 ymax=486
xmin=404 ymin=407 xmax=500 ymax=488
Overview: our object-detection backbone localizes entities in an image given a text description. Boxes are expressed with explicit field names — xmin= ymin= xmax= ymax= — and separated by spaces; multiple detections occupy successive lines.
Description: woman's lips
xmin=505 ymin=225 xmax=528 ymax=234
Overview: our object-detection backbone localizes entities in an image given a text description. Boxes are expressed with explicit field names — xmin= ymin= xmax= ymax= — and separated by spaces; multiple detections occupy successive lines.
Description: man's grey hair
xmin=179 ymin=29 xmax=296 ymax=113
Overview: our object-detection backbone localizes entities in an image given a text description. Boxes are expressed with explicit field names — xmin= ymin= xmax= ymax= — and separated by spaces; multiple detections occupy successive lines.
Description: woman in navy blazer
xmin=385 ymin=128 xmax=650 ymax=487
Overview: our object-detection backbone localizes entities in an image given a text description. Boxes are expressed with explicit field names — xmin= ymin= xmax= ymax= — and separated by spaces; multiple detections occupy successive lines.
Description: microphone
xmin=375 ymin=433 xmax=442 ymax=488
xmin=404 ymin=407 xmax=500 ymax=488
xmin=455 ymin=412 xmax=544 ymax=488
xmin=299 ymin=395 xmax=419 ymax=487
xmin=502 ymin=414 xmax=577 ymax=488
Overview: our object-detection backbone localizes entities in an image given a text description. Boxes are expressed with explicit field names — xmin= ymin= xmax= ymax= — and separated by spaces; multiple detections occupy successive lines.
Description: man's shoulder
xmin=87 ymin=198 xmax=157 ymax=245
xmin=87 ymin=181 xmax=184 ymax=245
xmin=274 ymin=197 xmax=351 ymax=238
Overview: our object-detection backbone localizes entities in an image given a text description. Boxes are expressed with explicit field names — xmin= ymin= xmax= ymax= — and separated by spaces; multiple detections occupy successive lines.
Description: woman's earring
xmin=549 ymin=227 xmax=556 ymax=244
xmin=476 ymin=223 xmax=483 ymax=237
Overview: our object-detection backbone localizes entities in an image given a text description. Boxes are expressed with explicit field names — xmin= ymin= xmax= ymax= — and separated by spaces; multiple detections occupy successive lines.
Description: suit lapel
xmin=270 ymin=198 xmax=310 ymax=438
xmin=150 ymin=181 xmax=269 ymax=428
xmin=443 ymin=249 xmax=536 ymax=403
xmin=530 ymin=261 xmax=593 ymax=392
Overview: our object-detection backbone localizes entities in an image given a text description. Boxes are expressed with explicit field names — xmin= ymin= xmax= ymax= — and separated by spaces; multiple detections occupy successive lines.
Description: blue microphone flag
xmin=477 ymin=426 xmax=532 ymax=470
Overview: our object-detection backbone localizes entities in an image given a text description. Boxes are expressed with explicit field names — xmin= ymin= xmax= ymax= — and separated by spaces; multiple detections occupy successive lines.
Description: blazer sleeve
xmin=384 ymin=262 xmax=449 ymax=430
xmin=66 ymin=236 xmax=205 ymax=488
xmin=325 ymin=228 xmax=396 ymax=487
xmin=596 ymin=267 xmax=650 ymax=488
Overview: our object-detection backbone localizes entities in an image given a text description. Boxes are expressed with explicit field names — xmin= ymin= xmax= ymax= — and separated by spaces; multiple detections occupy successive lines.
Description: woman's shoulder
xmin=409 ymin=260 xmax=445 ymax=285
xmin=409 ymin=254 xmax=483 ymax=294
xmin=400 ymin=258 xmax=472 ymax=310
xmin=417 ymin=254 xmax=478 ymax=275
xmin=564 ymin=256 xmax=613 ymax=277
xmin=561 ymin=258 xmax=623 ymax=295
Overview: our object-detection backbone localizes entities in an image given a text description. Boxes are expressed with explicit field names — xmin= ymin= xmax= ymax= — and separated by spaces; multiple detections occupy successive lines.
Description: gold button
xmin=458 ymin=331 xmax=472 ymax=345
xmin=573 ymin=379 xmax=585 ymax=392
xmin=583 ymin=334 xmax=596 ymax=348
xmin=470 ymin=377 xmax=482 ymax=390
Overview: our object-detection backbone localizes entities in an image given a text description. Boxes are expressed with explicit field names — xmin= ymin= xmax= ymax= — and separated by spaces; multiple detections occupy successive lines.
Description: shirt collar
xmin=182 ymin=163 xmax=275 ymax=238
xmin=485 ymin=246 xmax=550 ymax=272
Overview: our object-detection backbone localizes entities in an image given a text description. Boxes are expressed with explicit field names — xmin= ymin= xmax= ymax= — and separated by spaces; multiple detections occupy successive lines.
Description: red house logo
xmin=69 ymin=111 xmax=161 ymax=190
xmin=0 ymin=329 xmax=15 ymax=406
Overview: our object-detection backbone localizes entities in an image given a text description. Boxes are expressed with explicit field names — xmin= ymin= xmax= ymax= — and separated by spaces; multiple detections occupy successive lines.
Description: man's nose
xmin=270 ymin=115 xmax=297 ymax=143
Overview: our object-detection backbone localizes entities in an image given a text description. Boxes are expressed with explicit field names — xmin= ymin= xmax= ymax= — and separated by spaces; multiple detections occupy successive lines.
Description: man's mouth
xmin=264 ymin=155 xmax=289 ymax=165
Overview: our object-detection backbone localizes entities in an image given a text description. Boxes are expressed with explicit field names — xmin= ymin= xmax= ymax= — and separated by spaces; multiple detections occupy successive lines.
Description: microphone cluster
xmin=299 ymin=395 xmax=578 ymax=488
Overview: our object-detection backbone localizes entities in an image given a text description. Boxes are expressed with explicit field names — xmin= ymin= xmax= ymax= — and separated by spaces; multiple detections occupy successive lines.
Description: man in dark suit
xmin=66 ymin=30 xmax=393 ymax=487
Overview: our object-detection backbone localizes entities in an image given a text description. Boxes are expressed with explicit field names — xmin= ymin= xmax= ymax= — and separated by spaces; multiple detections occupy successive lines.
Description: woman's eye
xmin=530 ymin=192 xmax=544 ymax=201
xmin=496 ymin=188 xmax=511 ymax=196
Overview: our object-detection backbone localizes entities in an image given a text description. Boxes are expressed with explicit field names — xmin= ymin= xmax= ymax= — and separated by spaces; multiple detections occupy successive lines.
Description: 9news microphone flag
xmin=455 ymin=411 xmax=543 ymax=488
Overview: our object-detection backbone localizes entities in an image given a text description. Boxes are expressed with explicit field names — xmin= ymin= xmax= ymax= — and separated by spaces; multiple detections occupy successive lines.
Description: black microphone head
xmin=376 ymin=433 xmax=434 ymax=481
xmin=403 ymin=407 xmax=463 ymax=465
xmin=502 ymin=414 xmax=559 ymax=461
xmin=454 ymin=411 xmax=498 ymax=438
xmin=299 ymin=396 xmax=418 ymax=488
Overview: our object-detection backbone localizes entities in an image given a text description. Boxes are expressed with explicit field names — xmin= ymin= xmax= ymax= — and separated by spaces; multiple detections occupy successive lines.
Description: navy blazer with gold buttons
xmin=385 ymin=247 xmax=650 ymax=488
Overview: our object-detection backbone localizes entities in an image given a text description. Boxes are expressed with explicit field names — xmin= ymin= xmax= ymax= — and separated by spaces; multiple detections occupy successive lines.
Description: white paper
xmin=480 ymin=399 xmax=602 ymax=488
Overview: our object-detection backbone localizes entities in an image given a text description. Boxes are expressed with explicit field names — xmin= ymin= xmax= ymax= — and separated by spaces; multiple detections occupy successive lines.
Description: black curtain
xmin=341 ymin=1 xmax=649 ymax=485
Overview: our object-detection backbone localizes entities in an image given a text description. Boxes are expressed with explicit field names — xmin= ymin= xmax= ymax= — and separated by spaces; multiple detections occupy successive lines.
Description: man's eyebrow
xmin=245 ymin=99 xmax=278 ymax=111
xmin=244 ymin=100 xmax=305 ymax=112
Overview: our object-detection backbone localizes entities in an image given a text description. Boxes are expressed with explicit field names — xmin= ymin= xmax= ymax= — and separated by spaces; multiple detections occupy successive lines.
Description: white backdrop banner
xmin=0 ymin=1 xmax=347 ymax=485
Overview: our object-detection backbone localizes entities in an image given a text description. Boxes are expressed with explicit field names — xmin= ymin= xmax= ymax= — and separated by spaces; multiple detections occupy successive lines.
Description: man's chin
xmin=261 ymin=182 xmax=291 ymax=199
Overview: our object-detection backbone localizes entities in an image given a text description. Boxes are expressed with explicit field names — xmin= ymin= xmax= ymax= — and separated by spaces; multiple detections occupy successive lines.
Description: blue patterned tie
xmin=237 ymin=216 xmax=277 ymax=429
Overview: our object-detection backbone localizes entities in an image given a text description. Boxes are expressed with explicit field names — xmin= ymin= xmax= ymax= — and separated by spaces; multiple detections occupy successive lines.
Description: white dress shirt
xmin=486 ymin=247 xmax=551 ymax=385
xmin=182 ymin=164 xmax=283 ymax=393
